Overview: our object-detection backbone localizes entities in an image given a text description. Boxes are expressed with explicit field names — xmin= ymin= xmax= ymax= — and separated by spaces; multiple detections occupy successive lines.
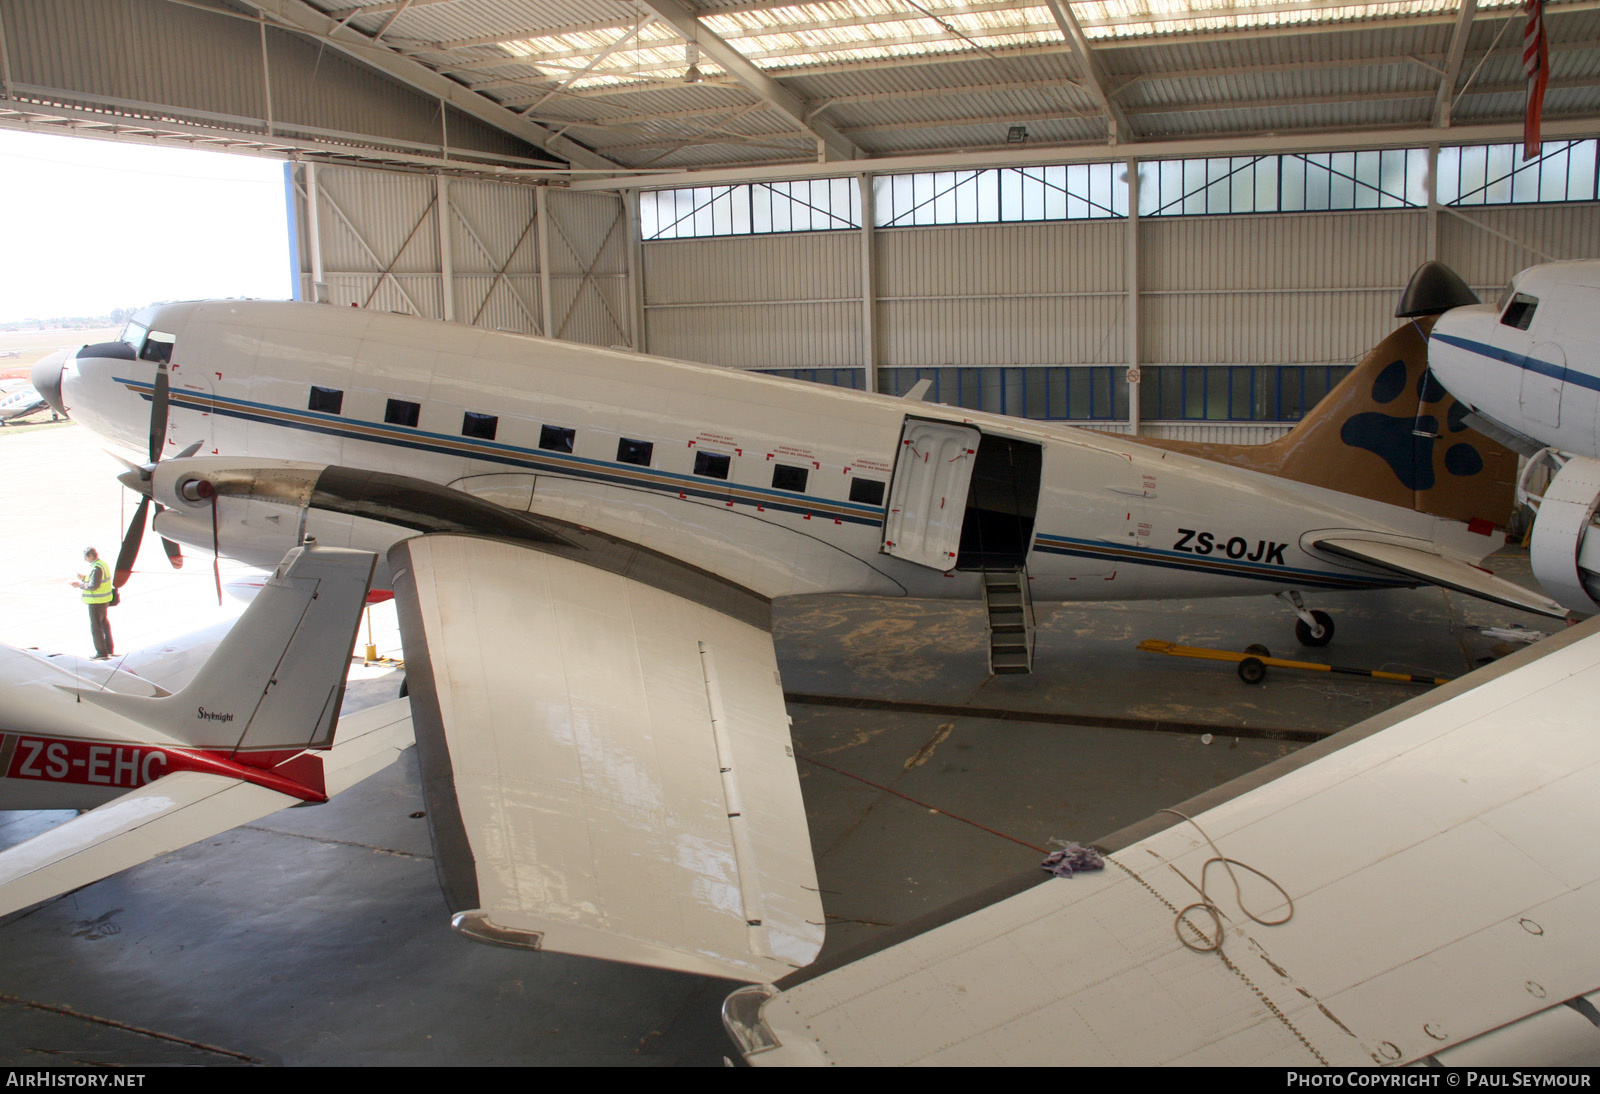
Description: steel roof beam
xmin=634 ymin=0 xmax=862 ymax=161
xmin=224 ymin=0 xmax=621 ymax=171
xmin=1039 ymin=0 xmax=1129 ymax=144
xmin=1436 ymin=0 xmax=1480 ymax=127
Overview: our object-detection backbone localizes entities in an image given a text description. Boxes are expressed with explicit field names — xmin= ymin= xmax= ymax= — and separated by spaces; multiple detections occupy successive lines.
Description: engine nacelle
xmin=1526 ymin=453 xmax=1600 ymax=615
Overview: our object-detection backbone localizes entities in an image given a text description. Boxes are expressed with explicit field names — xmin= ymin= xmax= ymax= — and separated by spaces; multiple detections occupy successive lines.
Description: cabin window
xmin=462 ymin=412 xmax=497 ymax=440
xmin=309 ymin=386 xmax=343 ymax=414
xmin=772 ymin=464 xmax=808 ymax=492
xmin=850 ymin=477 xmax=886 ymax=506
xmin=540 ymin=425 xmax=575 ymax=453
xmin=617 ymin=438 xmax=653 ymax=466
xmin=1501 ymin=293 xmax=1539 ymax=331
xmin=139 ymin=331 xmax=176 ymax=364
xmin=694 ymin=451 xmax=731 ymax=479
xmin=385 ymin=399 xmax=421 ymax=428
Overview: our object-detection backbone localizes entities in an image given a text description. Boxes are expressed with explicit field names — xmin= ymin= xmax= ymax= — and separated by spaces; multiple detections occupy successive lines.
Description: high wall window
xmin=873 ymin=164 xmax=1126 ymax=227
xmin=756 ymin=368 xmax=865 ymax=390
xmin=640 ymin=178 xmax=860 ymax=239
xmin=880 ymin=366 xmax=1128 ymax=420
xmin=1139 ymin=151 xmax=1428 ymax=216
xmin=1138 ymin=366 xmax=1353 ymax=421
xmin=1438 ymin=140 xmax=1600 ymax=206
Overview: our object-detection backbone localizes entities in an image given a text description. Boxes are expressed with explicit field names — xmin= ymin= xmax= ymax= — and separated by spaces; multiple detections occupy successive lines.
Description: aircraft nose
xmin=30 ymin=349 xmax=69 ymax=418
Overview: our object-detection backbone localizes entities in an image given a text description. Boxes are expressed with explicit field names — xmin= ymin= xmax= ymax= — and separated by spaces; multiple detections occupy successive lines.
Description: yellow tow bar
xmin=1137 ymin=639 xmax=1454 ymax=687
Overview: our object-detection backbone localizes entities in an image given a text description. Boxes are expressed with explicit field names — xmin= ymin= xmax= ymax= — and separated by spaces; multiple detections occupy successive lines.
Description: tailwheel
xmin=1294 ymin=610 xmax=1335 ymax=648
xmin=1237 ymin=657 xmax=1267 ymax=685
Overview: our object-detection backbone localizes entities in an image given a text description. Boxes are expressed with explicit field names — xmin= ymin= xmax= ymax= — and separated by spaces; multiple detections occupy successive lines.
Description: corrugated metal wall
xmin=1140 ymin=210 xmax=1429 ymax=367
xmin=638 ymin=198 xmax=1599 ymax=442
xmin=447 ymin=179 xmax=540 ymax=332
xmin=1438 ymin=204 xmax=1600 ymax=288
xmin=544 ymin=191 xmax=632 ymax=347
xmin=291 ymin=165 xmax=631 ymax=349
xmin=878 ymin=221 xmax=1125 ymax=368
xmin=643 ymin=232 xmax=861 ymax=368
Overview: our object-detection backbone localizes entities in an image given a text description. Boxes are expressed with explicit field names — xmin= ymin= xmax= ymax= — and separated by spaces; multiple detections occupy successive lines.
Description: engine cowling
xmin=1527 ymin=453 xmax=1600 ymax=614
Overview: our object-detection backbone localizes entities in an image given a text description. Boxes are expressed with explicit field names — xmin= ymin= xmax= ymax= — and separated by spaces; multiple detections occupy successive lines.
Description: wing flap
xmin=0 ymin=772 xmax=295 ymax=918
xmin=392 ymin=534 xmax=822 ymax=981
xmin=1315 ymin=536 xmax=1568 ymax=618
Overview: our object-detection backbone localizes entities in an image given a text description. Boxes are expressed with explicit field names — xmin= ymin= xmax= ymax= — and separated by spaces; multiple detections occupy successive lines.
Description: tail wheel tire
xmin=1295 ymin=610 xmax=1335 ymax=648
xmin=1238 ymin=657 xmax=1267 ymax=684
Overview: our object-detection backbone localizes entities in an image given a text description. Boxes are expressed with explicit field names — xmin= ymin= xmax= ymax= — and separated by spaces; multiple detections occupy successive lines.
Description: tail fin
xmin=1127 ymin=318 xmax=1518 ymax=527
xmin=74 ymin=544 xmax=377 ymax=758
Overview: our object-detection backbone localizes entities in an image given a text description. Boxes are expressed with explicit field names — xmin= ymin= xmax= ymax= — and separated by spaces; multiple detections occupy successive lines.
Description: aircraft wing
xmin=0 ymin=701 xmax=412 ymax=920
xmin=1313 ymin=535 xmax=1569 ymax=618
xmin=729 ymin=618 xmax=1600 ymax=1066
xmin=0 ymin=772 xmax=294 ymax=918
xmin=390 ymin=533 xmax=822 ymax=982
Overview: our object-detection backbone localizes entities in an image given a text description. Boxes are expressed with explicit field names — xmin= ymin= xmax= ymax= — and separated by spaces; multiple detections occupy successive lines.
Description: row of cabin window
xmin=307 ymin=385 xmax=888 ymax=506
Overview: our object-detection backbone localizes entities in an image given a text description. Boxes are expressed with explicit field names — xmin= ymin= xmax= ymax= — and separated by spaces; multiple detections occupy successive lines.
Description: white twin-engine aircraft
xmin=0 ymin=543 xmax=412 ymax=919
xmin=26 ymin=298 xmax=1562 ymax=981
xmin=1402 ymin=258 xmax=1600 ymax=616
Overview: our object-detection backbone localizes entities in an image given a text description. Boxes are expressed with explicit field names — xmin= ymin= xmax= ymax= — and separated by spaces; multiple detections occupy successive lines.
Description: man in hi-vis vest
xmin=72 ymin=546 xmax=115 ymax=660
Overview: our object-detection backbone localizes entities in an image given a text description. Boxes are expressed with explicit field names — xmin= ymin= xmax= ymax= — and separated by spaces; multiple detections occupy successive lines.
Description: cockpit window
xmin=1501 ymin=293 xmax=1539 ymax=331
xmin=122 ymin=322 xmax=148 ymax=350
xmin=139 ymin=330 xmax=176 ymax=364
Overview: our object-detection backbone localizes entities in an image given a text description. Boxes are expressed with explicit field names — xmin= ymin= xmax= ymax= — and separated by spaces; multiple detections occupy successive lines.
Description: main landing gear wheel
xmin=1237 ymin=657 xmax=1267 ymax=685
xmin=1295 ymin=610 xmax=1335 ymax=648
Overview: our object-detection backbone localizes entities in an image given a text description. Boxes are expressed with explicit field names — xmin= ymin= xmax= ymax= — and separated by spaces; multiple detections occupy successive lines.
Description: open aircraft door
xmin=881 ymin=418 xmax=979 ymax=571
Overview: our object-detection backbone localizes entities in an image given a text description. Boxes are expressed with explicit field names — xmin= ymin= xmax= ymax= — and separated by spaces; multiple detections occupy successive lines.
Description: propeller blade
xmin=148 ymin=361 xmax=169 ymax=463
xmin=172 ymin=439 xmax=204 ymax=460
xmin=153 ymin=502 xmax=184 ymax=569
xmin=210 ymin=494 xmax=222 ymax=606
xmin=114 ymin=495 xmax=150 ymax=587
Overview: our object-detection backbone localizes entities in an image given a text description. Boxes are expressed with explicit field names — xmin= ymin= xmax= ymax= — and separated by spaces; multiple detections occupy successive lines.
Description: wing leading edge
xmin=1314 ymin=535 xmax=1569 ymax=618
xmin=391 ymin=534 xmax=822 ymax=982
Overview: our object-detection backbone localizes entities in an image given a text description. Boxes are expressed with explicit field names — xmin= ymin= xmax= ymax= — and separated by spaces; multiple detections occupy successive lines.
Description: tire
xmin=1295 ymin=609 xmax=1335 ymax=647
xmin=1237 ymin=657 xmax=1267 ymax=684
xmin=398 ymin=676 xmax=409 ymax=699
xmin=1244 ymin=643 xmax=1271 ymax=657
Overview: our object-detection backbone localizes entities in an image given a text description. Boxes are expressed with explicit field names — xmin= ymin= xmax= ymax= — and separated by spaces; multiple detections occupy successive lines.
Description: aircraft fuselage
xmin=56 ymin=300 xmax=1488 ymax=605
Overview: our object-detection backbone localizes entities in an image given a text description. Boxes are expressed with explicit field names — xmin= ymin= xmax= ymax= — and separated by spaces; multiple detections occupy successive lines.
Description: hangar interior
xmin=1 ymin=0 xmax=1598 ymax=1067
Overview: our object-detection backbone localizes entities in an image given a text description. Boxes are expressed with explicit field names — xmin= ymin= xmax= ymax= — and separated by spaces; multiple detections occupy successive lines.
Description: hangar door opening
xmin=882 ymin=418 xmax=1041 ymax=572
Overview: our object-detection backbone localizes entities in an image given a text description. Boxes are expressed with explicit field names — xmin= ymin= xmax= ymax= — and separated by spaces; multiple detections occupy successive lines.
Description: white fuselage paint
xmin=60 ymin=300 xmax=1493 ymax=607
xmin=1428 ymin=260 xmax=1600 ymax=459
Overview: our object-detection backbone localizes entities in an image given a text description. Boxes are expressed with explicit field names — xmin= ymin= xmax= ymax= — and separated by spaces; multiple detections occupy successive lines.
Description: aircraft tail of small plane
xmin=74 ymin=543 xmax=377 ymax=760
xmin=1128 ymin=317 xmax=1520 ymax=529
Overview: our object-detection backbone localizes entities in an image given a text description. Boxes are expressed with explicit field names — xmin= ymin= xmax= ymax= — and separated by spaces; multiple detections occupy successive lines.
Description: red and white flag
xmin=1523 ymin=0 xmax=1549 ymax=160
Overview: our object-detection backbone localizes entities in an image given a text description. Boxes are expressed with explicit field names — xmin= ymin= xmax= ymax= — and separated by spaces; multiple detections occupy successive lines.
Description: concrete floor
xmin=0 ymin=423 xmax=1564 ymax=1066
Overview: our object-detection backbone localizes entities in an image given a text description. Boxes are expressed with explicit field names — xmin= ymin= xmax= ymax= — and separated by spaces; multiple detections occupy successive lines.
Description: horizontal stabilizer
xmin=392 ymin=534 xmax=822 ymax=982
xmin=1313 ymin=536 xmax=1568 ymax=618
xmin=0 ymin=772 xmax=296 ymax=919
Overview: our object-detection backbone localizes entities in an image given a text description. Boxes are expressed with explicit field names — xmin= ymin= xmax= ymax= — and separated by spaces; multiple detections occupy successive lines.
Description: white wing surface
xmin=1314 ymin=535 xmax=1568 ymax=618
xmin=734 ymin=618 xmax=1600 ymax=1065
xmin=0 ymin=772 xmax=294 ymax=918
xmin=391 ymin=534 xmax=822 ymax=982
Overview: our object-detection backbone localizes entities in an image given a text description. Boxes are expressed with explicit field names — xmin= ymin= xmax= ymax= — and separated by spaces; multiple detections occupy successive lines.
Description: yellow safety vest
xmin=82 ymin=560 xmax=113 ymax=605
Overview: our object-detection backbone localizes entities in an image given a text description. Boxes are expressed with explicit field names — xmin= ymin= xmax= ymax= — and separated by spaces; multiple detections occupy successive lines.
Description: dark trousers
xmin=88 ymin=602 xmax=113 ymax=658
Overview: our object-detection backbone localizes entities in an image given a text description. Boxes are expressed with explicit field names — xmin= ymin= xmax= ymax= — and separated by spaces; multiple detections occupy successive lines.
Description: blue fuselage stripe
xmin=1432 ymin=332 xmax=1600 ymax=392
